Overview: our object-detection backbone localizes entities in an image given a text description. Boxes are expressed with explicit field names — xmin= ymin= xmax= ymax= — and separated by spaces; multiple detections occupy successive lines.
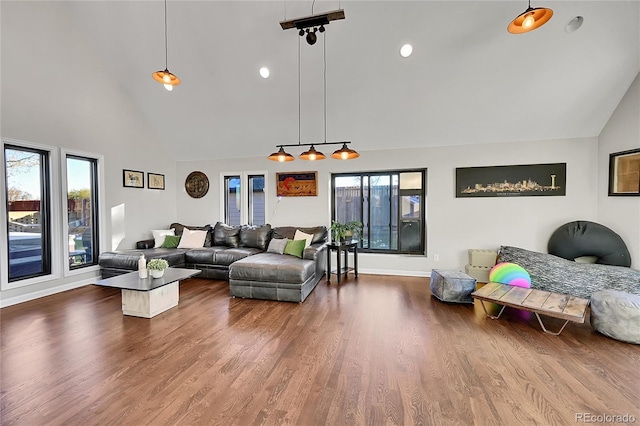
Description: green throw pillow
xmin=284 ymin=239 xmax=306 ymax=258
xmin=161 ymin=235 xmax=181 ymax=248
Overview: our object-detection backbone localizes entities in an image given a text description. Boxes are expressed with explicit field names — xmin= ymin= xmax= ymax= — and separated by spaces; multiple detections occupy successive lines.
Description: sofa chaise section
xmin=229 ymin=238 xmax=327 ymax=303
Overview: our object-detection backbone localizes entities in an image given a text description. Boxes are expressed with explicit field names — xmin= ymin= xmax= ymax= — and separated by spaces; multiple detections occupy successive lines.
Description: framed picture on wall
xmin=455 ymin=163 xmax=566 ymax=197
xmin=123 ymin=169 xmax=144 ymax=188
xmin=608 ymin=148 xmax=640 ymax=196
xmin=276 ymin=171 xmax=318 ymax=196
xmin=147 ymin=173 xmax=165 ymax=190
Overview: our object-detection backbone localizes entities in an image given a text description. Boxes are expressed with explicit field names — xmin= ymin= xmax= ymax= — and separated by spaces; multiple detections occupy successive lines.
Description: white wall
xmin=177 ymin=136 xmax=599 ymax=276
xmin=598 ymin=73 xmax=640 ymax=268
xmin=1 ymin=2 xmax=178 ymax=305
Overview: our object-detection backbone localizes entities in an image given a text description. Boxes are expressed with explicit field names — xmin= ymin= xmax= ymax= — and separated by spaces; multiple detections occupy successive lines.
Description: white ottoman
xmin=590 ymin=290 xmax=640 ymax=344
xmin=430 ymin=269 xmax=476 ymax=304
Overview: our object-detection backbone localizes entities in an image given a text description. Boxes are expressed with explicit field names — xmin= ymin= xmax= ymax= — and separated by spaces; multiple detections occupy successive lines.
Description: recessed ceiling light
xmin=400 ymin=44 xmax=413 ymax=58
xmin=259 ymin=67 xmax=270 ymax=78
xmin=565 ymin=16 xmax=584 ymax=33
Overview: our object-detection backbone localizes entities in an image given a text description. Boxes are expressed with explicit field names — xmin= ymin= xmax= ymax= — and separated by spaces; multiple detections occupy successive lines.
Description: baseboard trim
xmin=359 ymin=268 xmax=431 ymax=278
xmin=1 ymin=278 xmax=93 ymax=308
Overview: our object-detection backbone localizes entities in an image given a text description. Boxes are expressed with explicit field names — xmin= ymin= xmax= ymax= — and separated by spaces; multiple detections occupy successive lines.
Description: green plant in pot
xmin=330 ymin=220 xmax=363 ymax=243
xmin=147 ymin=258 xmax=169 ymax=279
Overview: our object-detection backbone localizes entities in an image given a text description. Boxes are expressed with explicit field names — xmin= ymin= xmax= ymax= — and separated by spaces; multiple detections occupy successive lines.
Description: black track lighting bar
xmin=275 ymin=141 xmax=352 ymax=149
xmin=280 ymin=9 xmax=345 ymax=31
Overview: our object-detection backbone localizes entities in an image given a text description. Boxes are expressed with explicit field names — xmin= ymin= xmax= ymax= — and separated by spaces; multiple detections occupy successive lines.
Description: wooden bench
xmin=471 ymin=282 xmax=590 ymax=335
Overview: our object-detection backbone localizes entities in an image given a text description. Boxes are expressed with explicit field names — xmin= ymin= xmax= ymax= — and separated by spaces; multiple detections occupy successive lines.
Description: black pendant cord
xmin=164 ymin=0 xmax=168 ymax=70
xmin=323 ymin=31 xmax=327 ymax=143
xmin=298 ymin=35 xmax=301 ymax=145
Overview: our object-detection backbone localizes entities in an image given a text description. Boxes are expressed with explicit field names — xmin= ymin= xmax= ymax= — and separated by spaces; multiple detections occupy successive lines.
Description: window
xmin=224 ymin=175 xmax=241 ymax=226
xmin=66 ymin=155 xmax=99 ymax=269
xmin=222 ymin=173 xmax=266 ymax=226
xmin=248 ymin=175 xmax=265 ymax=226
xmin=332 ymin=169 xmax=426 ymax=254
xmin=4 ymin=145 xmax=52 ymax=281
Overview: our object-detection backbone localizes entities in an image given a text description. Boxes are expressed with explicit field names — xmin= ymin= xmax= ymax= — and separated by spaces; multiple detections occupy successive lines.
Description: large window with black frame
xmin=331 ymin=169 xmax=426 ymax=254
xmin=4 ymin=145 xmax=52 ymax=281
xmin=66 ymin=154 xmax=99 ymax=269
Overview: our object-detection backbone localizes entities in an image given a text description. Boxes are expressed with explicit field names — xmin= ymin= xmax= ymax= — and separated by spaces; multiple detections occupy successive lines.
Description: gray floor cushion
xmin=590 ymin=290 xmax=640 ymax=344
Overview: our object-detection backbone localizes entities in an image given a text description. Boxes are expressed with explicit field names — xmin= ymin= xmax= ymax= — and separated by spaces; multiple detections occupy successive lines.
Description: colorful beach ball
xmin=489 ymin=262 xmax=531 ymax=288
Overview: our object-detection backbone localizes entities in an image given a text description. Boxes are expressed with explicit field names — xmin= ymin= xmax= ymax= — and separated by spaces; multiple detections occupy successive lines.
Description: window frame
xmin=63 ymin=151 xmax=102 ymax=274
xmin=220 ymin=171 xmax=268 ymax=226
xmin=331 ymin=168 xmax=427 ymax=255
xmin=2 ymin=139 xmax=62 ymax=289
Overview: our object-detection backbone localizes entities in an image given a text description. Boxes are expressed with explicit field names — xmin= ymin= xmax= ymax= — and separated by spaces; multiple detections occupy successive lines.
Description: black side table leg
xmin=354 ymin=246 xmax=358 ymax=278
xmin=327 ymin=248 xmax=332 ymax=283
xmin=337 ymin=246 xmax=342 ymax=284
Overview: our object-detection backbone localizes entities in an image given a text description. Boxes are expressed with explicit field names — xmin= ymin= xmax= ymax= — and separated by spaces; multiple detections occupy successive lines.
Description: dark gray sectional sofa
xmin=98 ymin=222 xmax=328 ymax=302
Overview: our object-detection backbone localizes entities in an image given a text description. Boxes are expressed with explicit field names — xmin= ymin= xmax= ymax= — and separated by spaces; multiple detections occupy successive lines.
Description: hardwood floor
xmin=1 ymin=275 xmax=638 ymax=425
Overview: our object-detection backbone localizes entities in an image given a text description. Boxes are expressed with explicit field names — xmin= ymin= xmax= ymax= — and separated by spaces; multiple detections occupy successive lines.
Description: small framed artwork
xmin=276 ymin=171 xmax=318 ymax=196
xmin=123 ymin=169 xmax=144 ymax=188
xmin=609 ymin=148 xmax=640 ymax=196
xmin=148 ymin=173 xmax=165 ymax=190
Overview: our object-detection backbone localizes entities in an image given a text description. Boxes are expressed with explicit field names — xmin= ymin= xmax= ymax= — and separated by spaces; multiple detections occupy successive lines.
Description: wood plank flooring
xmin=1 ymin=275 xmax=639 ymax=425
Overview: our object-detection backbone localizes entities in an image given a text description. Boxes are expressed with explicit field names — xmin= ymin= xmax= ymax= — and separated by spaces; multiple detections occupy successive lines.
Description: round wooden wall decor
xmin=185 ymin=171 xmax=209 ymax=198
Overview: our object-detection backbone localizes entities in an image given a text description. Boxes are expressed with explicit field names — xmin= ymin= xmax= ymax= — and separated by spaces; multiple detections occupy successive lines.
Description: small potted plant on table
xmin=330 ymin=220 xmax=363 ymax=243
xmin=147 ymin=258 xmax=169 ymax=278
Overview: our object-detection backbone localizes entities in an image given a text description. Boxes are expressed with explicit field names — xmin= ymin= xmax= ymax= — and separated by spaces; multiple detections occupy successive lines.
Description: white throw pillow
xmin=177 ymin=228 xmax=208 ymax=249
xmin=152 ymin=229 xmax=175 ymax=248
xmin=294 ymin=229 xmax=313 ymax=248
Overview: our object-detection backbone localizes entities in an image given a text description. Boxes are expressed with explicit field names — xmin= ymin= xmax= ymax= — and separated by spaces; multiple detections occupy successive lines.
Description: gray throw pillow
xmin=267 ymin=238 xmax=288 ymax=254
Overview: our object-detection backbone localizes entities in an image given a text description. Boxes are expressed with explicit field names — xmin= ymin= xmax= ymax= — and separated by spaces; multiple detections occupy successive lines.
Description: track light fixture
xmin=270 ymin=8 xmax=358 ymax=162
xmin=280 ymin=9 xmax=344 ymax=45
xmin=508 ymin=0 xmax=553 ymax=34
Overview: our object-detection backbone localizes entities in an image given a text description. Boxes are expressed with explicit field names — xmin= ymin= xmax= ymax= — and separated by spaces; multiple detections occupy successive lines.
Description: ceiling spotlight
xmin=259 ymin=67 xmax=270 ymax=78
xmin=306 ymin=30 xmax=317 ymax=45
xmin=565 ymin=16 xmax=584 ymax=33
xmin=319 ymin=25 xmax=325 ymax=33
xmin=400 ymin=44 xmax=413 ymax=58
xmin=299 ymin=29 xmax=305 ymax=36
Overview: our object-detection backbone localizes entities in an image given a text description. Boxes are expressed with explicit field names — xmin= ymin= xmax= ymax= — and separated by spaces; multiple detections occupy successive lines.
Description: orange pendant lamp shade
xmin=153 ymin=69 xmax=181 ymax=86
xmin=330 ymin=143 xmax=360 ymax=160
xmin=268 ymin=147 xmax=295 ymax=162
xmin=508 ymin=6 xmax=553 ymax=34
xmin=299 ymin=146 xmax=326 ymax=161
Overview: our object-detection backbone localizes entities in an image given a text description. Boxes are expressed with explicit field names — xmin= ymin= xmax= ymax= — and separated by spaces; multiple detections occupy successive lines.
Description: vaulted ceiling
xmin=3 ymin=1 xmax=639 ymax=161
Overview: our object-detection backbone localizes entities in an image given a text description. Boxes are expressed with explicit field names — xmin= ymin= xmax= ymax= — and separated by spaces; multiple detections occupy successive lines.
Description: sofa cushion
xmin=152 ymin=229 xmax=175 ymax=248
xmin=284 ymin=239 xmax=306 ymax=258
xmin=170 ymin=223 xmax=212 ymax=247
xmin=99 ymin=248 xmax=187 ymax=270
xmin=177 ymin=228 xmax=208 ymax=248
xmin=294 ymin=229 xmax=313 ymax=248
xmin=215 ymin=247 xmax=264 ymax=266
xmin=212 ymin=222 xmax=240 ymax=247
xmin=273 ymin=226 xmax=327 ymax=244
xmin=267 ymin=238 xmax=288 ymax=254
xmin=239 ymin=224 xmax=272 ymax=251
xmin=184 ymin=247 xmax=227 ymax=265
xmin=229 ymin=253 xmax=315 ymax=284
xmin=161 ymin=235 xmax=181 ymax=248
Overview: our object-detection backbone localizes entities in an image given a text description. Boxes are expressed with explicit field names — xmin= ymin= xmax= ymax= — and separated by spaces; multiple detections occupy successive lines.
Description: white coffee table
xmin=95 ymin=268 xmax=201 ymax=318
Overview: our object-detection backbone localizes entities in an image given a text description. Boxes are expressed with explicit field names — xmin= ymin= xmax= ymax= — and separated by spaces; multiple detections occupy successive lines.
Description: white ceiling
xmin=5 ymin=1 xmax=640 ymax=161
